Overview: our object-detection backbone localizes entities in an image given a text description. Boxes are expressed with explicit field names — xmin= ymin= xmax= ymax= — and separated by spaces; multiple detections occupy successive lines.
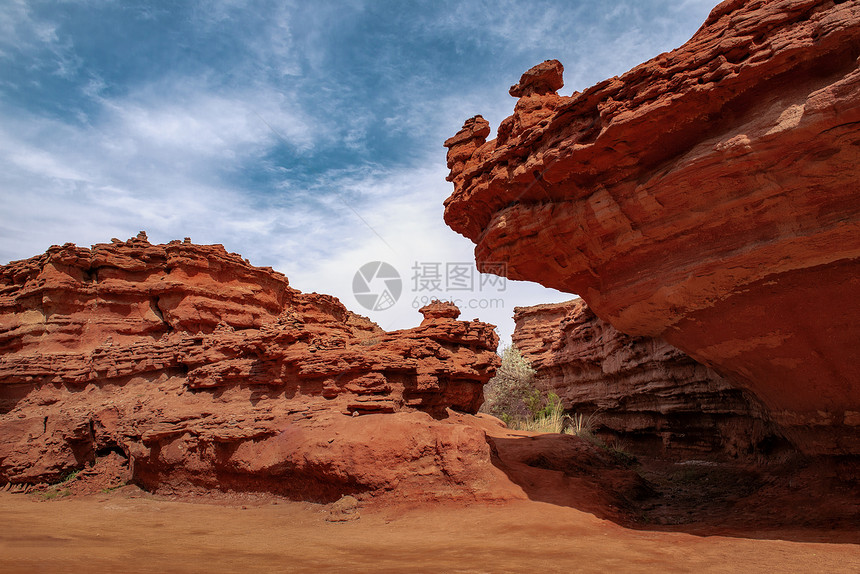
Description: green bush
xmin=517 ymin=398 xmax=566 ymax=433
xmin=481 ymin=346 xmax=538 ymax=421
xmin=482 ymin=347 xmax=567 ymax=432
xmin=539 ymin=392 xmax=562 ymax=419
xmin=484 ymin=352 xmax=633 ymax=457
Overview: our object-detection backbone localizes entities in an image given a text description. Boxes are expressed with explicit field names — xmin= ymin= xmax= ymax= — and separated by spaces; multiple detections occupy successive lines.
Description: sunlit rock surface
xmin=0 ymin=237 xmax=503 ymax=498
xmin=444 ymin=0 xmax=860 ymax=454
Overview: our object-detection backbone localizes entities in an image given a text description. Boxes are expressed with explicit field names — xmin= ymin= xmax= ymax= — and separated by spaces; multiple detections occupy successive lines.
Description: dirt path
xmin=1 ymin=490 xmax=858 ymax=573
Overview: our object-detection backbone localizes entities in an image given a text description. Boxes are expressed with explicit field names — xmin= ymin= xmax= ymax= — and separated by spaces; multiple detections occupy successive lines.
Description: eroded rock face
xmin=513 ymin=300 xmax=780 ymax=458
xmin=0 ymin=237 xmax=501 ymax=498
xmin=444 ymin=0 xmax=860 ymax=454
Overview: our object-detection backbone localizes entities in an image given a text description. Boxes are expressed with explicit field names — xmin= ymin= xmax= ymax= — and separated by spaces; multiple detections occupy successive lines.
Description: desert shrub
xmin=59 ymin=469 xmax=81 ymax=484
xmin=524 ymin=389 xmax=544 ymax=419
xmin=35 ymin=469 xmax=80 ymax=500
xmin=539 ymin=392 xmax=563 ymax=419
xmin=565 ymin=411 xmax=600 ymax=440
xmin=564 ymin=414 xmax=636 ymax=463
xmin=482 ymin=348 xmax=570 ymax=433
xmin=517 ymin=396 xmax=565 ymax=433
xmin=481 ymin=346 xmax=537 ymax=421
xmin=484 ymin=355 xmax=636 ymax=457
xmin=603 ymin=437 xmax=636 ymax=466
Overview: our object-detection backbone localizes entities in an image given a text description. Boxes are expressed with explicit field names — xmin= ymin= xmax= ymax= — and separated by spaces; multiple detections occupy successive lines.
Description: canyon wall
xmin=513 ymin=300 xmax=780 ymax=458
xmin=0 ymin=236 xmax=505 ymax=500
xmin=444 ymin=0 xmax=860 ymax=454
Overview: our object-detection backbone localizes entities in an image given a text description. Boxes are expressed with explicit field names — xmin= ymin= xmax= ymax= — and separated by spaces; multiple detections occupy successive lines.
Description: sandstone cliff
xmin=444 ymin=0 xmax=860 ymax=454
xmin=513 ymin=300 xmax=780 ymax=458
xmin=0 ymin=236 xmax=504 ymax=499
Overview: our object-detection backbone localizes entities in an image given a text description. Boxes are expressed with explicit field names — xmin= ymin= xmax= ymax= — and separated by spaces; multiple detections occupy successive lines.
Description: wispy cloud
xmin=275 ymin=157 xmax=572 ymax=343
xmin=0 ymin=0 xmax=716 ymax=340
xmin=0 ymin=76 xmax=319 ymax=263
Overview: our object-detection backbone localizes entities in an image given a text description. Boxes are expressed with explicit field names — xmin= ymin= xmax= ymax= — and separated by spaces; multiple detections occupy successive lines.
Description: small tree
xmin=481 ymin=346 xmax=537 ymax=423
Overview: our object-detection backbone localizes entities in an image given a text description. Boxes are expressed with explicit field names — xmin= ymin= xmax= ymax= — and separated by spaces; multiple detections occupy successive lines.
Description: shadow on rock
xmin=486 ymin=427 xmax=860 ymax=544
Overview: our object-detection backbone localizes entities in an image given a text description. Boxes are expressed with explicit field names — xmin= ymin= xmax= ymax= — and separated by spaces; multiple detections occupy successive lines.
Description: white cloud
xmin=0 ymin=1 xmax=43 ymax=55
xmin=0 ymin=118 xmax=570 ymax=344
xmin=6 ymin=147 xmax=86 ymax=182
xmin=278 ymin=158 xmax=572 ymax=345
xmin=0 ymin=74 xmax=322 ymax=265
xmin=0 ymin=0 xmax=717 ymax=347
xmin=433 ymin=0 xmax=714 ymax=94
xmin=0 ymin=1 xmax=82 ymax=78
xmin=102 ymin=78 xmax=315 ymax=157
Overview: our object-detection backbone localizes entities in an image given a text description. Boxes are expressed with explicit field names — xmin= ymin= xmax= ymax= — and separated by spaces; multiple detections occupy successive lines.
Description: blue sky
xmin=0 ymin=0 xmax=715 ymax=344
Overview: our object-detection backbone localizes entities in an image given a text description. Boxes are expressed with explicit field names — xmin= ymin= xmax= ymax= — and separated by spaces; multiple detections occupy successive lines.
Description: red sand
xmin=1 ymin=489 xmax=858 ymax=573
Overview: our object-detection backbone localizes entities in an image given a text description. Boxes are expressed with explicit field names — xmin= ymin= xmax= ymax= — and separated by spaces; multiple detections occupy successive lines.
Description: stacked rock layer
xmin=513 ymin=299 xmax=780 ymax=458
xmin=0 ymin=237 xmax=502 ymax=500
xmin=444 ymin=0 xmax=860 ymax=454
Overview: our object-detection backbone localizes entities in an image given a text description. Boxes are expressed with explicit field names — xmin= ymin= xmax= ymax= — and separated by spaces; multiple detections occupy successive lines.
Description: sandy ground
xmin=1 ymin=489 xmax=858 ymax=574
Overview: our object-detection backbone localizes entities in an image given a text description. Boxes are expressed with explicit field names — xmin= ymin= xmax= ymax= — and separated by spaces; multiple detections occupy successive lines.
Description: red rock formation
xmin=0 ymin=237 xmax=502 ymax=498
xmin=444 ymin=0 xmax=860 ymax=454
xmin=513 ymin=300 xmax=780 ymax=458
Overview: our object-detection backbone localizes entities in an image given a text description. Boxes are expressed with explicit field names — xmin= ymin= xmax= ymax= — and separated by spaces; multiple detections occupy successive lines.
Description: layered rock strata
xmin=444 ymin=0 xmax=860 ymax=454
xmin=0 ymin=236 xmax=502 ymax=499
xmin=513 ymin=300 xmax=779 ymax=458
